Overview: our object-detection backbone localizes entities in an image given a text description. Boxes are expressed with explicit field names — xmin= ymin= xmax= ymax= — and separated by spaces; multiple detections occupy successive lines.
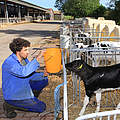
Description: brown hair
xmin=9 ymin=38 xmax=30 ymax=54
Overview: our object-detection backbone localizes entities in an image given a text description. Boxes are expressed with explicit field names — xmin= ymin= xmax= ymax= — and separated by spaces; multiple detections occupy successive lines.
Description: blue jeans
xmin=5 ymin=97 xmax=46 ymax=113
xmin=4 ymin=74 xmax=48 ymax=113
xmin=30 ymin=75 xmax=48 ymax=91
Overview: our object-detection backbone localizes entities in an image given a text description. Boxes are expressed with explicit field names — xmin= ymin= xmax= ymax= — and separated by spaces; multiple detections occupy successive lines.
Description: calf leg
xmin=95 ymin=92 xmax=101 ymax=113
xmin=79 ymin=95 xmax=89 ymax=116
xmin=116 ymin=103 xmax=120 ymax=110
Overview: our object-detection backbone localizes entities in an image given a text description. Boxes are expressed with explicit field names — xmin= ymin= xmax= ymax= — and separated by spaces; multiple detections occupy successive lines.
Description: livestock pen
xmin=54 ymin=20 xmax=120 ymax=120
xmin=54 ymin=47 xmax=120 ymax=120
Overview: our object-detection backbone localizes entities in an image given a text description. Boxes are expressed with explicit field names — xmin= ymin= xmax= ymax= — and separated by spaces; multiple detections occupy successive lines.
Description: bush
xmin=64 ymin=16 xmax=74 ymax=20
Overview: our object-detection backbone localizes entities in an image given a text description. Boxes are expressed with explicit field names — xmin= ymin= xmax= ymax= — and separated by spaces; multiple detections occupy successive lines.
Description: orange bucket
xmin=44 ymin=48 xmax=62 ymax=73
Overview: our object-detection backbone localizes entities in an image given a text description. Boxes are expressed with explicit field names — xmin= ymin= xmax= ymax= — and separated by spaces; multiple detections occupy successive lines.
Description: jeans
xmin=4 ymin=76 xmax=48 ymax=113
xmin=5 ymin=97 xmax=46 ymax=113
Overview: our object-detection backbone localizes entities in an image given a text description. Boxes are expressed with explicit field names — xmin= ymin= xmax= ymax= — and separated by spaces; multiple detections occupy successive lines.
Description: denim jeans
xmin=4 ymin=76 xmax=48 ymax=113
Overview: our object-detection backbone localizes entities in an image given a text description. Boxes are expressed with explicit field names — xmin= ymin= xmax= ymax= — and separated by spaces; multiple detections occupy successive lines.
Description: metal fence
xmin=54 ymin=19 xmax=120 ymax=120
xmin=69 ymin=48 xmax=120 ymax=104
xmin=54 ymin=49 xmax=68 ymax=120
xmin=76 ymin=110 xmax=120 ymax=120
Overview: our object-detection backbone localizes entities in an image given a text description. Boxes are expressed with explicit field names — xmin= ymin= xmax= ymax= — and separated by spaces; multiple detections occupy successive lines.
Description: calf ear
xmin=65 ymin=63 xmax=68 ymax=68
xmin=65 ymin=63 xmax=71 ymax=69
xmin=80 ymin=53 xmax=85 ymax=60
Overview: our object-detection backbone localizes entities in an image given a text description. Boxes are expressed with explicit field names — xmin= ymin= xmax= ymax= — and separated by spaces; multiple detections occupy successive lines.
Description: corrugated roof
xmin=2 ymin=0 xmax=49 ymax=12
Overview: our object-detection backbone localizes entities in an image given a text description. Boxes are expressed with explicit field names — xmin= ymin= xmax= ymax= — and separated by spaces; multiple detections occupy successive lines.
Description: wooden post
xmin=18 ymin=5 xmax=21 ymax=21
xmin=27 ymin=8 xmax=29 ymax=16
xmin=4 ymin=0 xmax=9 ymax=23
xmin=33 ymin=10 xmax=36 ymax=20
xmin=38 ymin=11 xmax=40 ymax=16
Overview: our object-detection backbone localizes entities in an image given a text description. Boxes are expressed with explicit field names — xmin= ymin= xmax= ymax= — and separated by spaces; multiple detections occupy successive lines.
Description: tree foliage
xmin=112 ymin=0 xmax=120 ymax=24
xmin=54 ymin=0 xmax=120 ymax=25
xmin=91 ymin=5 xmax=107 ymax=18
xmin=54 ymin=0 xmax=64 ymax=11
xmin=105 ymin=0 xmax=120 ymax=24
xmin=55 ymin=0 xmax=100 ymax=18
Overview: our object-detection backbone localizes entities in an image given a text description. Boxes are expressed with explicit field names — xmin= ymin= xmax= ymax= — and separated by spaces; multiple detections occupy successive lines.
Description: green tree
xmin=91 ymin=5 xmax=107 ymax=18
xmin=55 ymin=0 xmax=100 ymax=18
xmin=105 ymin=0 xmax=120 ymax=25
xmin=113 ymin=0 xmax=120 ymax=24
xmin=54 ymin=0 xmax=64 ymax=11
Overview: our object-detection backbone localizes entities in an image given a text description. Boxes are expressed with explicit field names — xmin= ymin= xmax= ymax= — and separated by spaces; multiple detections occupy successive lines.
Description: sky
xmin=99 ymin=0 xmax=111 ymax=7
xmin=23 ymin=0 xmax=58 ymax=10
xmin=23 ymin=0 xmax=110 ymax=11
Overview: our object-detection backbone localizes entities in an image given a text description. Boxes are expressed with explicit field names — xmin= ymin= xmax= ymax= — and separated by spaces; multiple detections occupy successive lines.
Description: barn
xmin=0 ymin=0 xmax=50 ymax=23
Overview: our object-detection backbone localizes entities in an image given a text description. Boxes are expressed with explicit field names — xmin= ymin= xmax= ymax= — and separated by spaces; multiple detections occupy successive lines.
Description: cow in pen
xmin=65 ymin=59 xmax=120 ymax=116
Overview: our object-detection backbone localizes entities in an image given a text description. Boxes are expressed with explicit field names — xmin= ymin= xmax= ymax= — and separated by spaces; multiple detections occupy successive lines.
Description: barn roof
xmin=0 ymin=0 xmax=49 ymax=12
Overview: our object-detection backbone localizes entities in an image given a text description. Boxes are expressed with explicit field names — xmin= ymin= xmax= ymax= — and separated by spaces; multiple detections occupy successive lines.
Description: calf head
xmin=65 ymin=59 xmax=84 ymax=74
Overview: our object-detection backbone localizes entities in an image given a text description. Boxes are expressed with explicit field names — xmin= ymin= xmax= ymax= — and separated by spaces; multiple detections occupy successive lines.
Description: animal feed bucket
xmin=44 ymin=48 xmax=62 ymax=73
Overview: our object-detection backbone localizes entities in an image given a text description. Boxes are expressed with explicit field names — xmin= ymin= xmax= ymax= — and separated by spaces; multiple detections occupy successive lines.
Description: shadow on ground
xmin=0 ymin=29 xmax=60 ymax=39
xmin=0 ymin=88 xmax=5 ymax=118
xmin=33 ymin=21 xmax=63 ymax=25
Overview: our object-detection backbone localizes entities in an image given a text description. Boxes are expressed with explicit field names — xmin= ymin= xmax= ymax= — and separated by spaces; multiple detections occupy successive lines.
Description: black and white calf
xmin=88 ymin=41 xmax=110 ymax=51
xmin=65 ymin=59 xmax=120 ymax=116
xmin=75 ymin=43 xmax=89 ymax=49
xmin=88 ymin=41 xmax=120 ymax=50
xmin=73 ymin=32 xmax=92 ymax=45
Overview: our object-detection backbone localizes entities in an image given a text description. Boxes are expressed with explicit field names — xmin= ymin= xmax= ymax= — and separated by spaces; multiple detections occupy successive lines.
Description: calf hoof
xmin=79 ymin=112 xmax=84 ymax=116
xmin=116 ymin=103 xmax=120 ymax=110
xmin=95 ymin=109 xmax=99 ymax=113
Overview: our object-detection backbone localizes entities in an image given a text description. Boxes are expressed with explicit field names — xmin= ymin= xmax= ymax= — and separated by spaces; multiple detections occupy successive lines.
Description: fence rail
xmin=76 ymin=110 xmax=120 ymax=120
xmin=54 ymin=19 xmax=120 ymax=120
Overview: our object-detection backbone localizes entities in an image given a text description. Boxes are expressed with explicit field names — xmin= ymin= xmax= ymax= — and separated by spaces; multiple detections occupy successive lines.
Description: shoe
xmin=3 ymin=102 xmax=17 ymax=118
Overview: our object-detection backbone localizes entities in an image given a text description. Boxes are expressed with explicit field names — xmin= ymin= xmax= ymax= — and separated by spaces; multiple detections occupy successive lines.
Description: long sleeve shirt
xmin=2 ymin=53 xmax=41 ymax=100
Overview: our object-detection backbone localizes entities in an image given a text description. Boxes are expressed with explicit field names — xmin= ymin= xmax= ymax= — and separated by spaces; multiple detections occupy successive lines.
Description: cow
xmin=65 ymin=59 xmax=120 ymax=116
xmin=88 ymin=41 xmax=110 ymax=51
xmin=75 ymin=43 xmax=89 ymax=49
xmin=87 ymin=41 xmax=120 ymax=66
xmin=88 ymin=41 xmax=120 ymax=50
xmin=73 ymin=31 xmax=92 ymax=46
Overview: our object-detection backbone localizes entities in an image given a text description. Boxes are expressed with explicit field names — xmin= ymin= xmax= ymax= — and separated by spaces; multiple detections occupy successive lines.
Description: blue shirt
xmin=2 ymin=53 xmax=42 ymax=100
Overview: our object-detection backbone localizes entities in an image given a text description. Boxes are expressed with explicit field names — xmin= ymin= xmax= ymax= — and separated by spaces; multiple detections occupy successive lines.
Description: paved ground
xmin=0 ymin=21 xmax=61 ymax=120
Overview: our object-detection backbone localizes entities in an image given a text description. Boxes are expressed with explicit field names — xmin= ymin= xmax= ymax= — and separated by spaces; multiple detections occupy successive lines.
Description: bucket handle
xmin=44 ymin=56 xmax=53 ymax=62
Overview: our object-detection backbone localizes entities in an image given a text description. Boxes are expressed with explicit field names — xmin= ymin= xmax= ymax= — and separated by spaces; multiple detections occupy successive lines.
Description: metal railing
xmin=54 ymin=83 xmax=64 ymax=120
xmin=76 ymin=110 xmax=120 ymax=120
xmin=54 ymin=49 xmax=68 ymax=120
xmin=55 ymin=20 xmax=120 ymax=120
